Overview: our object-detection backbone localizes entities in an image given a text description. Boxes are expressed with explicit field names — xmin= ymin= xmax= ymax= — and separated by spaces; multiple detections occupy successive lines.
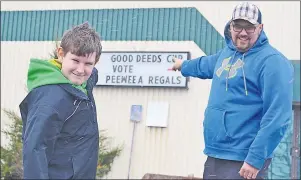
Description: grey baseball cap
xmin=232 ymin=2 xmax=262 ymax=25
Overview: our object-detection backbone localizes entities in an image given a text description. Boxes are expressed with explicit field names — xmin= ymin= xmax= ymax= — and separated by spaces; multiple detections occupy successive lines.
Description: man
xmin=171 ymin=2 xmax=293 ymax=179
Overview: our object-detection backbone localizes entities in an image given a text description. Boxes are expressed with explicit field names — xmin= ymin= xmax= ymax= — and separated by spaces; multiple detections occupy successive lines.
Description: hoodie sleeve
xmin=23 ymin=105 xmax=63 ymax=179
xmin=180 ymin=50 xmax=222 ymax=79
xmin=245 ymin=55 xmax=294 ymax=170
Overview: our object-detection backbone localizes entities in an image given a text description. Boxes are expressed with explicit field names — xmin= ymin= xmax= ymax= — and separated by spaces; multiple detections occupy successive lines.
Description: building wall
xmin=1 ymin=1 xmax=300 ymax=179
xmin=2 ymin=1 xmax=300 ymax=59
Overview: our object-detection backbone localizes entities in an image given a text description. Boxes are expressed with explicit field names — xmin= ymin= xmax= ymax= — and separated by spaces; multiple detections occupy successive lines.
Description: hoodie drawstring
xmin=226 ymin=52 xmax=248 ymax=96
xmin=241 ymin=53 xmax=248 ymax=96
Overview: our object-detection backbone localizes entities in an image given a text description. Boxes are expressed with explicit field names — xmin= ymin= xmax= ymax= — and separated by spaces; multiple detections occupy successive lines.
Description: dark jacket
xmin=19 ymin=59 xmax=99 ymax=179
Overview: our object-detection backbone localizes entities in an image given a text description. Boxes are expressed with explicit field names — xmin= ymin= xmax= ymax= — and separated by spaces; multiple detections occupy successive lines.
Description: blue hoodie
xmin=181 ymin=22 xmax=294 ymax=170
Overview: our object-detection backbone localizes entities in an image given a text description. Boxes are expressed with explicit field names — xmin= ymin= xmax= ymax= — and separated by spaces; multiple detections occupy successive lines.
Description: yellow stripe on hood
xmin=49 ymin=59 xmax=62 ymax=69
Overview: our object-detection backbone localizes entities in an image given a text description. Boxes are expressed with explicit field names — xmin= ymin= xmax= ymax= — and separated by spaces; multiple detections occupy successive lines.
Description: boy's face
xmin=58 ymin=47 xmax=96 ymax=85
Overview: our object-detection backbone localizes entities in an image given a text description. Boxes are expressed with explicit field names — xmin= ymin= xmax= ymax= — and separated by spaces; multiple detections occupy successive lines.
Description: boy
xmin=19 ymin=22 xmax=102 ymax=179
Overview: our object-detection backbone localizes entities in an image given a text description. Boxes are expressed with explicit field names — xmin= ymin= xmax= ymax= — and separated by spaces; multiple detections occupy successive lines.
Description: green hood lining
xmin=27 ymin=58 xmax=87 ymax=95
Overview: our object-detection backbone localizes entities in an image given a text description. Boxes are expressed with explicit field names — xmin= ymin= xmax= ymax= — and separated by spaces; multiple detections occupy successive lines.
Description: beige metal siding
xmin=94 ymin=82 xmax=211 ymax=178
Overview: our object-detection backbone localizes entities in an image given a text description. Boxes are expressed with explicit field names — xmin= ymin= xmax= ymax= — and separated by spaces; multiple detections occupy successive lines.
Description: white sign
xmin=95 ymin=52 xmax=189 ymax=87
xmin=146 ymin=102 xmax=169 ymax=128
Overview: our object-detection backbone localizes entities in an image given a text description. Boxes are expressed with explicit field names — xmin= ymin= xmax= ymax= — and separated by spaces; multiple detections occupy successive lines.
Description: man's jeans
xmin=203 ymin=156 xmax=272 ymax=179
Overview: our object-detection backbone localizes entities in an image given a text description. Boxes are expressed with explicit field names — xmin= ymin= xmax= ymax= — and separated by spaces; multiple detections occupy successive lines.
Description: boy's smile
xmin=58 ymin=48 xmax=96 ymax=85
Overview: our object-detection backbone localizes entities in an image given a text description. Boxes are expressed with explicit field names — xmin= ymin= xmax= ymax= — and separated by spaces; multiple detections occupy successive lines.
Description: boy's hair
xmin=60 ymin=22 xmax=102 ymax=63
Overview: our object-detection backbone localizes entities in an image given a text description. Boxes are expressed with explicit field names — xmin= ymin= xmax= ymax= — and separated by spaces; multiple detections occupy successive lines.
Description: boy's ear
xmin=57 ymin=47 xmax=64 ymax=62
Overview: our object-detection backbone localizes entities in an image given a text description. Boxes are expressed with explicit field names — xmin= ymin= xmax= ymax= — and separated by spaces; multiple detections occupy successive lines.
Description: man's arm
xmin=244 ymin=54 xmax=294 ymax=170
xmin=180 ymin=50 xmax=222 ymax=79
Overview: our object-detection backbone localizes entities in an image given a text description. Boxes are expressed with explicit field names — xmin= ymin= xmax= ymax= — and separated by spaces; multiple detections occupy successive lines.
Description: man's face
xmin=58 ymin=48 xmax=96 ymax=85
xmin=230 ymin=19 xmax=263 ymax=52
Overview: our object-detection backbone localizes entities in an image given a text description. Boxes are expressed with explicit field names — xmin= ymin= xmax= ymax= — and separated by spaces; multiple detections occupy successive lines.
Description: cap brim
xmin=232 ymin=17 xmax=258 ymax=25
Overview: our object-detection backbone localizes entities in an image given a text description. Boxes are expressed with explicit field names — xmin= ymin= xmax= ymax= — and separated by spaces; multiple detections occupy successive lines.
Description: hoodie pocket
xmin=203 ymin=107 xmax=231 ymax=146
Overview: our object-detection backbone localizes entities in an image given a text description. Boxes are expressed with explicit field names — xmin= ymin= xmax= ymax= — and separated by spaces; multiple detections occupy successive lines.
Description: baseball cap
xmin=232 ymin=2 xmax=262 ymax=25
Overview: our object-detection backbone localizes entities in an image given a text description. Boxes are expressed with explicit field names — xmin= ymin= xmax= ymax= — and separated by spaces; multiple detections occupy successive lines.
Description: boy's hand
xmin=170 ymin=57 xmax=184 ymax=71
